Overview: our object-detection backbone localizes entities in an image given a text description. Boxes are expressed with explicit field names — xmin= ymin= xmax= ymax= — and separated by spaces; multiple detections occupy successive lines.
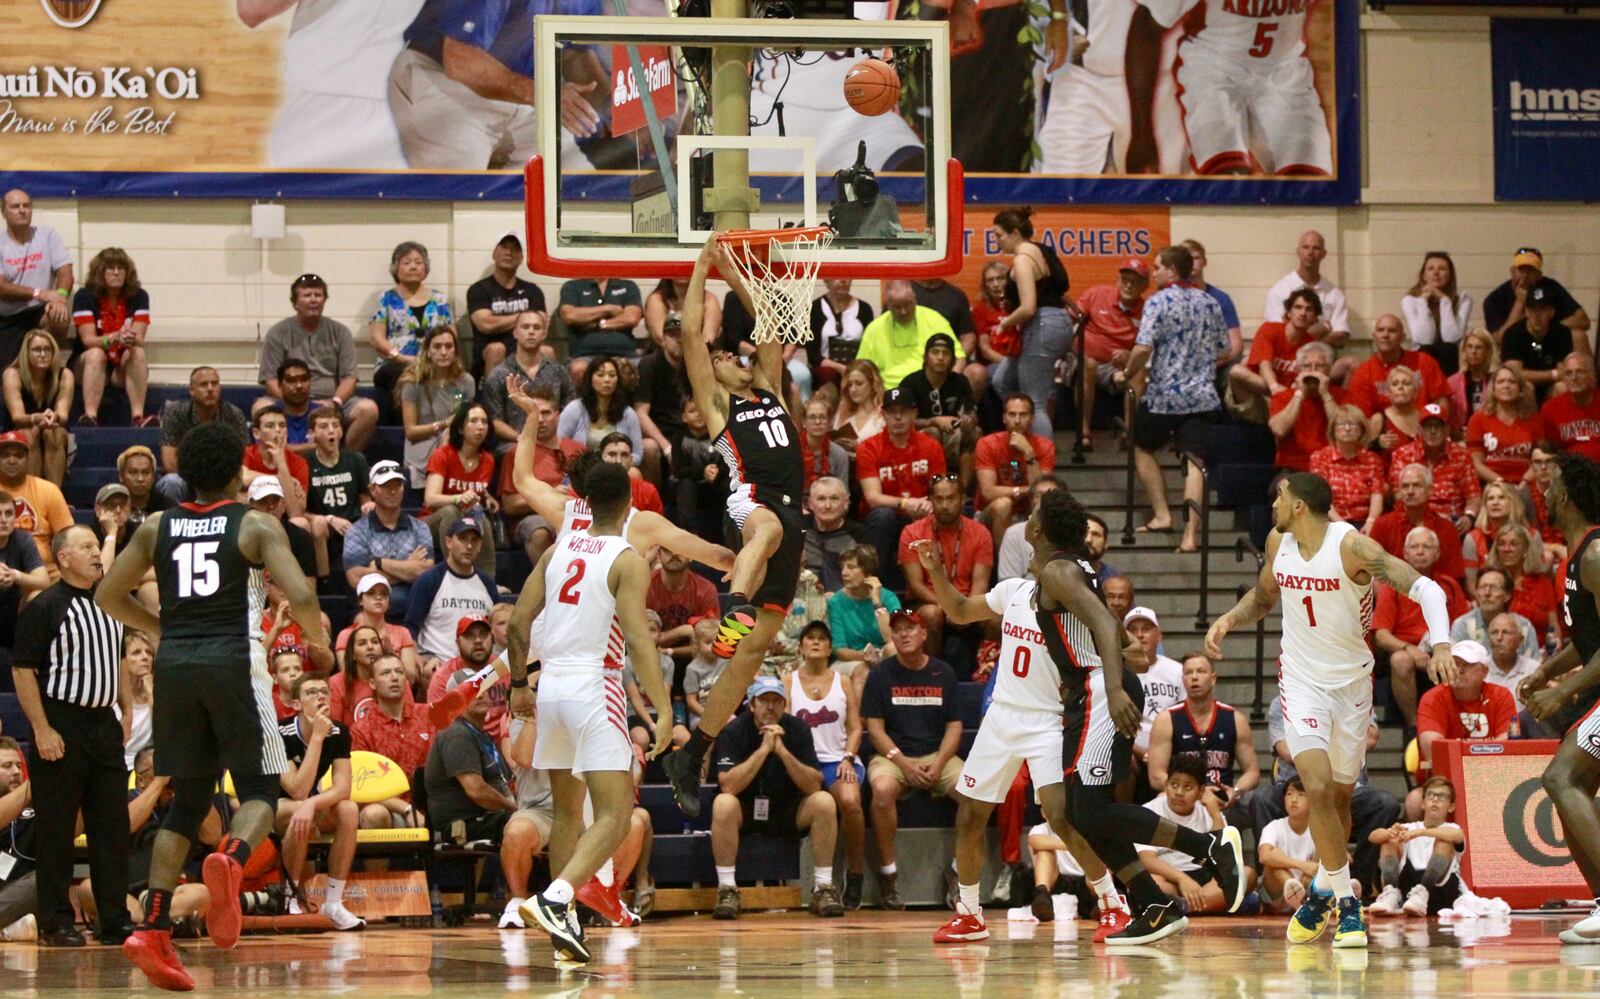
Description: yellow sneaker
xmin=1286 ymin=885 xmax=1335 ymax=945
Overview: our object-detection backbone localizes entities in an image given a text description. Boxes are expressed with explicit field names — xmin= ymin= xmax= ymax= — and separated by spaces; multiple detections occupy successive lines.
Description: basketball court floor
xmin=6 ymin=912 xmax=1599 ymax=997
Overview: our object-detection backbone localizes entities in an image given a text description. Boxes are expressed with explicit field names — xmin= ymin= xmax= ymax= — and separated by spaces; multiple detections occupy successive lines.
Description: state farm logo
xmin=40 ymin=0 xmax=104 ymax=28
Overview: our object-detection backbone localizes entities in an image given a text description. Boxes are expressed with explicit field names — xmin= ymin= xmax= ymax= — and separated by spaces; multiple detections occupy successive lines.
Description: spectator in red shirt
xmin=1075 ymin=260 xmax=1149 ymax=451
xmin=351 ymin=654 xmax=436 ymax=828
xmin=1387 ymin=404 xmax=1481 ymax=527
xmin=1375 ymin=525 xmax=1471 ymax=728
xmin=424 ymin=616 xmax=506 ymax=738
xmin=1461 ymin=482 xmax=1543 ymax=587
xmin=421 ymin=401 xmax=498 ymax=581
xmin=1345 ymin=313 xmax=1450 ymax=417
xmin=1541 ymin=352 xmax=1600 ymax=462
xmin=1268 ymin=342 xmax=1347 ymax=472
xmin=1414 ymin=640 xmax=1514 ymax=786
xmin=600 ymin=431 xmax=663 ymax=515
xmin=335 ymin=573 xmax=420 ymax=682
xmin=973 ymin=262 xmax=1015 ymax=370
xmin=499 ymin=386 xmax=584 ymax=568
xmin=1467 ymin=364 xmax=1541 ymax=485
xmin=1492 ymin=524 xmax=1559 ymax=647
xmin=271 ymin=647 xmax=304 ymax=722
xmin=1310 ymin=405 xmax=1385 ymax=530
xmin=857 ymin=387 xmax=947 ymax=589
xmin=897 ymin=476 xmax=994 ymax=660
xmin=243 ymin=405 xmax=310 ymax=517
xmin=974 ymin=394 xmax=1057 ymax=549
xmin=1233 ymin=287 xmax=1325 ymax=402
xmin=1370 ymin=463 xmax=1466 ymax=583
xmin=1368 ymin=365 xmax=1422 ymax=466
xmin=1521 ymin=443 xmax=1565 ymax=548
xmin=648 ymin=548 xmax=720 ymax=665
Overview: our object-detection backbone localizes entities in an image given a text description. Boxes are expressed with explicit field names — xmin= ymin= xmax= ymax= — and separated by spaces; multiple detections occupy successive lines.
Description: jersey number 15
xmin=173 ymin=541 xmax=220 ymax=598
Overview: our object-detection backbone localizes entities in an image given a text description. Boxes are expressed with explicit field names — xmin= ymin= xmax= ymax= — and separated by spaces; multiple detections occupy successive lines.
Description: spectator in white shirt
xmin=1123 ymin=606 xmax=1183 ymax=760
xmin=1401 ymin=252 xmax=1473 ymax=378
xmin=1257 ymin=776 xmax=1318 ymax=914
xmin=1263 ymin=231 xmax=1349 ymax=343
xmin=1483 ymin=611 xmax=1541 ymax=711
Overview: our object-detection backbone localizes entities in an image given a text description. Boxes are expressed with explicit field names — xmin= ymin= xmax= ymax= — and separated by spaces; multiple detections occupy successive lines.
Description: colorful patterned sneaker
xmin=712 ymin=605 xmax=758 ymax=659
xmin=1332 ymin=896 xmax=1368 ymax=949
xmin=1287 ymin=886 xmax=1335 ymax=945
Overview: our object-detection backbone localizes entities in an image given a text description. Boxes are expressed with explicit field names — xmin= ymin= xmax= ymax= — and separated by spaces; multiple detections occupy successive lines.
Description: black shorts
xmin=1062 ymin=666 xmax=1145 ymax=787
xmin=0 ymin=307 xmax=44 ymax=370
xmin=739 ymin=795 xmax=804 ymax=840
xmin=1129 ymin=402 xmax=1219 ymax=454
xmin=1397 ymin=865 xmax=1462 ymax=912
xmin=724 ymin=501 xmax=805 ymax=613
xmin=152 ymin=642 xmax=286 ymax=780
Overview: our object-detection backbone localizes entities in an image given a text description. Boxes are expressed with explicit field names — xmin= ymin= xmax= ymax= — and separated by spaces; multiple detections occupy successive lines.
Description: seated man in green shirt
xmin=857 ymin=281 xmax=965 ymax=391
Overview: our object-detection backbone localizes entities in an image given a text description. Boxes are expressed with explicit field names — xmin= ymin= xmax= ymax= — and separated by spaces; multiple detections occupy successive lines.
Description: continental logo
xmin=40 ymin=0 xmax=105 ymax=29
xmin=1503 ymin=775 xmax=1571 ymax=868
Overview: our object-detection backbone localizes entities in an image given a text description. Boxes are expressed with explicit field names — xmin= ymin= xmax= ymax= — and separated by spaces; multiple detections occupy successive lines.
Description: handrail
xmin=1235 ymin=535 xmax=1268 ymax=721
xmin=1180 ymin=451 xmax=1211 ymax=630
xmin=1070 ymin=313 xmax=1087 ymax=466
xmin=1120 ymin=384 xmax=1138 ymax=545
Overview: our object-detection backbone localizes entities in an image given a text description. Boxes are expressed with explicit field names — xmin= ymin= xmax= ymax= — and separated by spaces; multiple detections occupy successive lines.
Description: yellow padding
xmin=317 ymin=751 xmax=411 ymax=804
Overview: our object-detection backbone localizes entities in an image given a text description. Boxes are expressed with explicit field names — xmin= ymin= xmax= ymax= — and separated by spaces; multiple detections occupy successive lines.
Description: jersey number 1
xmin=1301 ymin=595 xmax=1317 ymax=627
xmin=173 ymin=541 xmax=220 ymax=598
xmin=558 ymin=559 xmax=586 ymax=605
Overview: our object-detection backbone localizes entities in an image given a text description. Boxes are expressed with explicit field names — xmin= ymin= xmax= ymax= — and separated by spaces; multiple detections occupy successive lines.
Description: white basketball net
xmin=719 ymin=227 xmax=835 ymax=346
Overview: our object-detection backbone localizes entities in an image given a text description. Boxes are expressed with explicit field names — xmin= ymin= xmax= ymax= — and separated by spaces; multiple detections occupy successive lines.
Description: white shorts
xmin=531 ymin=671 xmax=634 ymax=776
xmin=1175 ymin=47 xmax=1332 ymax=175
xmin=1278 ymin=669 xmax=1372 ymax=784
xmin=749 ymin=100 xmax=923 ymax=173
xmin=958 ymin=702 xmax=1065 ymax=804
xmin=268 ymin=88 xmax=408 ymax=170
xmin=1573 ymin=701 xmax=1600 ymax=764
xmin=1034 ymin=65 xmax=1128 ymax=175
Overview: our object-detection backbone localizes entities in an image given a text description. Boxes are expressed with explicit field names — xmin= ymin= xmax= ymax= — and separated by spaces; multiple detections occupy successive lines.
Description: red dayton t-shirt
xmin=1346 ymin=349 xmax=1449 ymax=417
xmin=244 ymin=444 xmax=310 ymax=496
xmin=1246 ymin=322 xmax=1312 ymax=384
xmin=646 ymin=568 xmax=720 ymax=635
xmin=422 ymin=444 xmax=495 ymax=516
xmin=1542 ymin=390 xmax=1600 ymax=463
xmin=1416 ymin=683 xmax=1516 ymax=769
xmin=855 ymin=428 xmax=947 ymax=505
xmin=1466 ymin=411 xmax=1541 ymax=482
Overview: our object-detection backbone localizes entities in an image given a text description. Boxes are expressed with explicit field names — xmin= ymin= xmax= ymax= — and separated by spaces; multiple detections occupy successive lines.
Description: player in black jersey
xmin=661 ymin=235 xmax=808 ymax=816
xmin=1032 ymin=489 xmax=1245 ymax=945
xmin=1521 ymin=453 xmax=1600 ymax=945
xmin=95 ymin=421 xmax=333 ymax=992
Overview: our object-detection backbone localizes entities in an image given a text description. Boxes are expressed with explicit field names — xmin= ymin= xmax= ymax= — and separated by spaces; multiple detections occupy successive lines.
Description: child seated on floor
xmin=1025 ymin=821 xmax=1096 ymax=920
xmin=1368 ymin=776 xmax=1466 ymax=917
xmin=1137 ymin=752 xmax=1258 ymax=914
xmin=1257 ymin=777 xmax=1322 ymax=914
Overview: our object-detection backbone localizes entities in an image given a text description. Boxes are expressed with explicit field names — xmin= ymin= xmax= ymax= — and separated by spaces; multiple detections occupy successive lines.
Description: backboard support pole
xmin=706 ymin=0 xmax=758 ymax=230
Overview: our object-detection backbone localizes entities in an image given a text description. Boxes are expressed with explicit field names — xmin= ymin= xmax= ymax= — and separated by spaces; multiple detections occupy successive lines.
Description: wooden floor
xmin=5 ymin=911 xmax=1600 ymax=997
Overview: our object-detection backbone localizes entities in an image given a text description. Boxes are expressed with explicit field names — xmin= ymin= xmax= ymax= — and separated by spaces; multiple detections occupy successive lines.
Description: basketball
xmin=843 ymin=58 xmax=901 ymax=117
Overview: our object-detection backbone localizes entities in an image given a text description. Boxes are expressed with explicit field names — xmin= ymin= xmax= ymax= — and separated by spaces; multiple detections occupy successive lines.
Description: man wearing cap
xmin=856 ymin=281 xmax=965 ymax=392
xmin=1386 ymin=406 xmax=1481 ymax=528
xmin=155 ymin=366 xmax=250 ymax=504
xmin=1543 ymin=354 xmax=1600 ymax=464
xmin=247 ymin=477 xmax=319 ymax=581
xmin=1484 ymin=248 xmax=1591 ymax=343
xmin=1345 ymin=314 xmax=1451 ymax=419
xmin=467 ymin=233 xmax=547 ymax=379
xmin=898 ymin=476 xmax=993 ymax=665
xmin=895 ymin=332 xmax=978 ymax=486
xmin=91 ymin=484 xmax=134 ymax=578
xmin=910 ymin=278 xmax=988 ymax=399
xmin=1376 ymin=526 xmax=1472 ymax=729
xmin=115 ymin=446 xmax=169 ymax=527
xmin=424 ymin=616 xmax=505 ymax=737
xmin=483 ymin=310 xmax=572 ymax=456
xmin=1413 ymin=641 xmax=1515 ymax=791
xmin=1503 ymin=280 xmax=1591 ymax=404
xmin=1124 ymin=607 xmax=1184 ymax=761
xmin=405 ymin=520 xmax=497 ymax=664
xmin=857 ymin=387 xmax=948 ymax=590
xmin=1075 ymin=259 xmax=1150 ymax=449
xmin=342 ymin=458 xmax=435 ymax=606
xmin=0 ymin=430 xmax=71 ymax=582
xmin=258 ymin=274 xmax=378 ymax=452
xmin=974 ymin=394 xmax=1058 ymax=551
xmin=709 ymin=676 xmax=842 ymax=920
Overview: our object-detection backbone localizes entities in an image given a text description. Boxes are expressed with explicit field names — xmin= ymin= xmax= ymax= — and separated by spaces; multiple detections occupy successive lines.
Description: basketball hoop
xmin=717 ymin=226 xmax=834 ymax=346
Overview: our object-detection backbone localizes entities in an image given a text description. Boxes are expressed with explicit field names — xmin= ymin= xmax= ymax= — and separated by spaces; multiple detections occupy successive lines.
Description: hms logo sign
xmin=1491 ymin=18 xmax=1600 ymax=201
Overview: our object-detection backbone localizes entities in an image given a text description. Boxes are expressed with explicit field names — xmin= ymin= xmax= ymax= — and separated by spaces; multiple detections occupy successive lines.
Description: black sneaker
xmin=1207 ymin=827 xmax=1246 ymax=913
xmin=843 ymin=874 xmax=864 ymax=911
xmin=521 ymin=895 xmax=590 ymax=963
xmin=1031 ymin=885 xmax=1055 ymax=923
xmin=661 ymin=748 xmax=703 ymax=819
xmin=97 ymin=922 xmax=134 ymax=947
xmin=1105 ymin=900 xmax=1189 ymax=946
xmin=713 ymin=887 xmax=741 ymax=920
xmin=879 ymin=873 xmax=905 ymax=911
xmin=40 ymin=926 xmax=85 ymax=947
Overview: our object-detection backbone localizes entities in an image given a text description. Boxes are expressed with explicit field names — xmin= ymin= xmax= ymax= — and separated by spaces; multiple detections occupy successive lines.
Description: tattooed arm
xmin=1342 ymin=530 xmax=1457 ymax=685
xmin=1204 ymin=531 xmax=1284 ymax=658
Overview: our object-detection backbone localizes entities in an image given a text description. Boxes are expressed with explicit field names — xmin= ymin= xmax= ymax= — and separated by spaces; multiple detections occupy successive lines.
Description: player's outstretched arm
xmin=97 ymin=516 xmax=162 ymax=637
xmin=632 ymin=511 xmax=736 ymax=574
xmin=614 ymin=549 xmax=673 ymax=759
xmin=1040 ymin=557 xmax=1139 ymax=737
xmin=681 ymin=237 xmax=728 ymax=435
xmin=506 ymin=376 xmax=576 ymax=526
xmin=1204 ymin=530 xmax=1284 ymax=658
xmin=909 ymin=539 xmax=996 ymax=624
xmin=1529 ymin=546 xmax=1600 ymax=721
xmin=1343 ymin=530 xmax=1456 ymax=684
xmin=244 ymin=511 xmax=333 ymax=670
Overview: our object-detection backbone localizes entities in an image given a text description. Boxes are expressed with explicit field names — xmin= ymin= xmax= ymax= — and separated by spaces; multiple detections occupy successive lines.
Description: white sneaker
xmin=500 ymin=898 xmax=526 ymax=929
xmin=1402 ymin=885 xmax=1430 ymax=917
xmin=288 ymin=896 xmax=304 ymax=916
xmin=1573 ymin=902 xmax=1600 ymax=939
xmin=1368 ymin=885 xmax=1404 ymax=915
xmin=2 ymin=914 xmax=36 ymax=942
xmin=321 ymin=901 xmax=366 ymax=931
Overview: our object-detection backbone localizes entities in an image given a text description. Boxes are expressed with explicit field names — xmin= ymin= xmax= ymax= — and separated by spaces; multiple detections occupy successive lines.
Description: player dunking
xmin=1206 ymin=472 xmax=1455 ymax=949
xmin=507 ymin=462 xmax=671 ymax=964
xmin=1031 ymin=489 xmax=1245 ymax=944
xmin=660 ymin=235 xmax=808 ymax=817
xmin=1518 ymin=454 xmax=1600 ymax=946
xmin=910 ymin=529 xmax=1131 ymax=945
xmin=95 ymin=421 xmax=334 ymax=992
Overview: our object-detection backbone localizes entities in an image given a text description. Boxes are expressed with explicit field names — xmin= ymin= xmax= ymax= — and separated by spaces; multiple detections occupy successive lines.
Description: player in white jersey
xmin=1207 ymin=472 xmax=1456 ymax=949
xmin=1134 ymin=0 xmax=1332 ymax=175
xmin=910 ymin=534 xmax=1122 ymax=944
xmin=508 ymin=462 xmax=670 ymax=965
xmin=235 ymin=0 xmax=422 ymax=169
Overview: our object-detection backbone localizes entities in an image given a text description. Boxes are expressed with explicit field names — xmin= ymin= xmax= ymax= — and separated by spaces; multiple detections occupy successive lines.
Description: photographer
xmin=1268 ymin=341 xmax=1347 ymax=474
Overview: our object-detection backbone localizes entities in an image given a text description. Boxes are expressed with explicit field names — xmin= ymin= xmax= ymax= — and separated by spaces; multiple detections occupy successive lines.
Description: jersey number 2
xmin=173 ymin=541 xmax=220 ymax=598
xmin=1249 ymin=22 xmax=1278 ymax=58
xmin=558 ymin=559 xmax=586 ymax=605
xmin=1301 ymin=595 xmax=1317 ymax=627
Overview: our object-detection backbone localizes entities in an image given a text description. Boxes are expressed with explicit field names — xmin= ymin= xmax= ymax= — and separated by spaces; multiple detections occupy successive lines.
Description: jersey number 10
xmin=173 ymin=541 xmax=220 ymax=598
xmin=756 ymin=419 xmax=790 ymax=449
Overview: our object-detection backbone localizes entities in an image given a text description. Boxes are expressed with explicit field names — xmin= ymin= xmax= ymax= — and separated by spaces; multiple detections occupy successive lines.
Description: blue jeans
xmin=821 ymin=760 xmax=866 ymax=788
xmin=1018 ymin=306 xmax=1071 ymax=437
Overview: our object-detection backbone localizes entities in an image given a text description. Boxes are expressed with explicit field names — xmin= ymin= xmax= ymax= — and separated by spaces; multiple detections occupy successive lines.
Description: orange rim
xmin=717 ymin=226 xmax=834 ymax=262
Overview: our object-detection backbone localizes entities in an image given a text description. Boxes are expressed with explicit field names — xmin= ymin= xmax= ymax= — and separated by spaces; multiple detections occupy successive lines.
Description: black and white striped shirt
xmin=13 ymin=581 xmax=124 ymax=709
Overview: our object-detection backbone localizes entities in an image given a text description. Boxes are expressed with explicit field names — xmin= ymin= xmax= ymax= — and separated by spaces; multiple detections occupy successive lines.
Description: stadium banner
xmin=299 ymin=871 xmax=433 ymax=920
xmin=1435 ymin=739 xmax=1591 ymax=909
xmin=1490 ymin=18 xmax=1600 ymax=202
xmin=0 ymin=0 xmax=1357 ymax=205
xmin=936 ymin=204 xmax=1171 ymax=296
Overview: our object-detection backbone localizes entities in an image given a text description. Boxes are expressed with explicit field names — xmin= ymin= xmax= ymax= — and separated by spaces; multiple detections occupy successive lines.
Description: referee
xmin=10 ymin=524 xmax=132 ymax=947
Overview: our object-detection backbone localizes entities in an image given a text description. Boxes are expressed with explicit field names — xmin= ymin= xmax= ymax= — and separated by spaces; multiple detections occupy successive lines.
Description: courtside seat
xmin=956 ymin=682 xmax=984 ymax=728
xmin=647 ymin=831 xmax=799 ymax=888
xmin=638 ymin=783 xmax=714 ymax=834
